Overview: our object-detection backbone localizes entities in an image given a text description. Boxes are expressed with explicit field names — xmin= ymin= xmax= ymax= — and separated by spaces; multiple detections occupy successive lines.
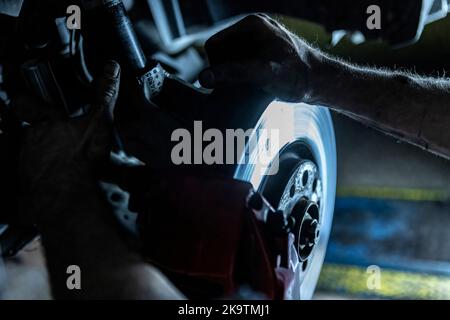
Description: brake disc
xmin=234 ymin=101 xmax=337 ymax=300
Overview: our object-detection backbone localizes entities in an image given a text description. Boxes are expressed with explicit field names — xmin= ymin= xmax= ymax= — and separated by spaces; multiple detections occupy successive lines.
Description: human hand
xmin=199 ymin=14 xmax=315 ymax=103
xmin=15 ymin=61 xmax=121 ymax=226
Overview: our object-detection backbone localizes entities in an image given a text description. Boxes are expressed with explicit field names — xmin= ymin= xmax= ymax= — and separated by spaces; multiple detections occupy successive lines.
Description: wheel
xmin=234 ymin=101 xmax=337 ymax=300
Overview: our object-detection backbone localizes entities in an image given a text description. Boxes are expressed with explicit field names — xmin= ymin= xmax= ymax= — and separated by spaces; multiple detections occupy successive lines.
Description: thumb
xmin=81 ymin=61 xmax=121 ymax=160
xmin=92 ymin=60 xmax=121 ymax=122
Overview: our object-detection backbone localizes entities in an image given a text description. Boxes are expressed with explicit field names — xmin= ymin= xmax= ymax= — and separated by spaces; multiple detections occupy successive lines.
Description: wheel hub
xmin=278 ymin=160 xmax=323 ymax=263
xmin=292 ymin=200 xmax=321 ymax=261
xmin=302 ymin=218 xmax=320 ymax=247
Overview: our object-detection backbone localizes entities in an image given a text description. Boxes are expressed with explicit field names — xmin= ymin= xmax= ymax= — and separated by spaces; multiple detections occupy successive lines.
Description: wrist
xmin=303 ymin=49 xmax=343 ymax=105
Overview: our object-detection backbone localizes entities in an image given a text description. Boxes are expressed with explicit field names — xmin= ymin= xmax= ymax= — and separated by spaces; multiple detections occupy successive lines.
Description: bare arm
xmin=38 ymin=177 xmax=182 ymax=300
xmin=200 ymin=14 xmax=450 ymax=159
xmin=307 ymin=53 xmax=450 ymax=159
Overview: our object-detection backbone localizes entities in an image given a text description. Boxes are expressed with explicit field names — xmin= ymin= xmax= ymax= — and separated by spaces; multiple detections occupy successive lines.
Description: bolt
xmin=301 ymin=219 xmax=319 ymax=246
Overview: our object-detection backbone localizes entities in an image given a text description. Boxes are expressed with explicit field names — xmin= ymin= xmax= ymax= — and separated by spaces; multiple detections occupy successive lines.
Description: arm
xmin=38 ymin=177 xmax=183 ymax=300
xmin=307 ymin=53 xmax=450 ymax=159
xmin=16 ymin=61 xmax=183 ymax=299
xmin=199 ymin=14 xmax=450 ymax=159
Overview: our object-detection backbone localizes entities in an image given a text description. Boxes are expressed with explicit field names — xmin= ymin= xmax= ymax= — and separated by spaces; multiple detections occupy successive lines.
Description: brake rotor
xmin=234 ymin=101 xmax=337 ymax=300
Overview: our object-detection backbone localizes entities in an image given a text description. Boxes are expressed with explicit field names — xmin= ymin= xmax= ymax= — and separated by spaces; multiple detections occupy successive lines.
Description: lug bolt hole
xmin=302 ymin=171 xmax=309 ymax=187
xmin=289 ymin=184 xmax=296 ymax=197
xmin=312 ymin=178 xmax=318 ymax=192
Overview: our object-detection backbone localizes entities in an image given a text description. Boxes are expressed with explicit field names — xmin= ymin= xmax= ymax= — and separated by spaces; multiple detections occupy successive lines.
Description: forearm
xmin=37 ymin=176 xmax=183 ymax=300
xmin=304 ymin=48 xmax=450 ymax=159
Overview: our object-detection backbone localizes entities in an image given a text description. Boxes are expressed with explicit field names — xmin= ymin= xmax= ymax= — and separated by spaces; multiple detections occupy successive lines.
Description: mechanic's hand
xmin=199 ymin=14 xmax=313 ymax=102
xmin=15 ymin=61 xmax=121 ymax=226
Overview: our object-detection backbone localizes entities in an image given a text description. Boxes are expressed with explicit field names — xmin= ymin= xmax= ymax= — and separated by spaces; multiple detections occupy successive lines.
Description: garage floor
xmin=314 ymin=114 xmax=450 ymax=300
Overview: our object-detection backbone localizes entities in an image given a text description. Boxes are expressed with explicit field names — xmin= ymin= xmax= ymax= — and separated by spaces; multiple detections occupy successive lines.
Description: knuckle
xmin=242 ymin=14 xmax=274 ymax=31
xmin=255 ymin=13 xmax=271 ymax=21
xmin=243 ymin=14 xmax=263 ymax=23
xmin=101 ymin=79 xmax=118 ymax=100
xmin=104 ymin=87 xmax=116 ymax=100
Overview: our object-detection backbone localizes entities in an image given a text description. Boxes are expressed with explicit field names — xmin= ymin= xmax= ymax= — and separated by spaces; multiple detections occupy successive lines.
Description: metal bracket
xmin=138 ymin=63 xmax=167 ymax=101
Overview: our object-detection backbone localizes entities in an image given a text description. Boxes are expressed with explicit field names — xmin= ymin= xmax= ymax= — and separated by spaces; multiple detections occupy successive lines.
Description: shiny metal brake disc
xmin=234 ymin=101 xmax=337 ymax=300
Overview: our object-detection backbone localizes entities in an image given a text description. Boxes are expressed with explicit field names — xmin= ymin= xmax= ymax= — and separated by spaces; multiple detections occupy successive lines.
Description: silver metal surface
xmin=138 ymin=63 xmax=167 ymax=101
xmin=234 ymin=102 xmax=337 ymax=300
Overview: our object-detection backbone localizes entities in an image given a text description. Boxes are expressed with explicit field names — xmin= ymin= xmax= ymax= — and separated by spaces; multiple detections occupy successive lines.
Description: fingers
xmin=199 ymin=60 xmax=307 ymax=102
xmin=199 ymin=61 xmax=274 ymax=89
xmin=199 ymin=12 xmax=309 ymax=102
xmin=206 ymin=14 xmax=273 ymax=46
xmin=204 ymin=14 xmax=275 ymax=65
xmin=201 ymin=13 xmax=295 ymax=90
